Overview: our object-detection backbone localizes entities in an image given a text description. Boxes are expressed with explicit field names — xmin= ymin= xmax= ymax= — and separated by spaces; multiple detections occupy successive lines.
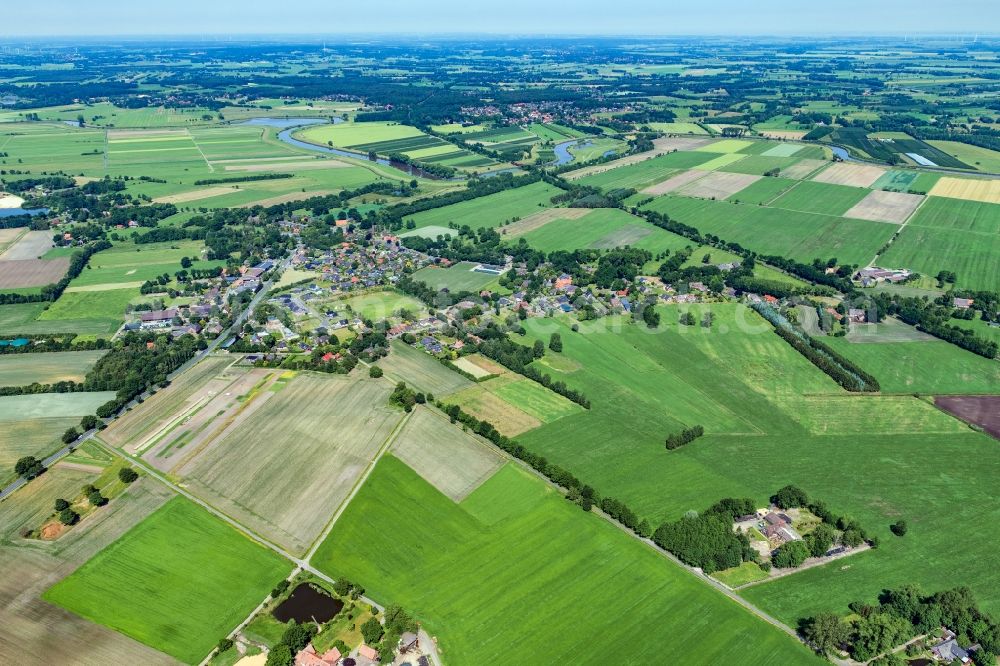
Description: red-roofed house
xmin=358 ymin=644 xmax=379 ymax=661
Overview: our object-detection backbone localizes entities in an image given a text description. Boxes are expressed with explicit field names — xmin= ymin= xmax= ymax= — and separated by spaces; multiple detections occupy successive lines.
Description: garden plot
xmin=844 ymin=190 xmax=924 ymax=223
xmin=176 ymin=373 xmax=403 ymax=554
xmin=929 ymin=176 xmax=1000 ymax=205
xmin=677 ymin=171 xmax=761 ymax=199
xmin=641 ymin=169 xmax=707 ymax=195
xmin=812 ymin=162 xmax=886 ymax=188
xmin=391 ymin=407 xmax=505 ymax=501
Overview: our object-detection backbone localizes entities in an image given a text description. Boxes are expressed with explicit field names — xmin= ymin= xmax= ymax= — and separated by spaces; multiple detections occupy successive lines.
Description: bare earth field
xmin=844 ymin=190 xmax=925 ymax=224
xmin=1 ymin=231 xmax=56 ymax=261
xmin=641 ymin=169 xmax=707 ymax=195
xmin=779 ymin=158 xmax=829 ymax=179
xmin=678 ymin=171 xmax=761 ymax=199
xmin=0 ymin=258 xmax=69 ymax=288
xmin=935 ymin=396 xmax=1000 ymax=440
xmin=812 ymin=162 xmax=886 ymax=188
xmin=503 ymin=207 xmax=591 ymax=237
xmin=176 ymin=372 xmax=403 ymax=554
xmin=0 ymin=468 xmax=176 ymax=666
xmin=391 ymin=407 xmax=505 ymax=501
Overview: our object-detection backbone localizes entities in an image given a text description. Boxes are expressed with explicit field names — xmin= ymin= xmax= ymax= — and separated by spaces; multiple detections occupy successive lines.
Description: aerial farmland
xmin=0 ymin=15 xmax=998 ymax=666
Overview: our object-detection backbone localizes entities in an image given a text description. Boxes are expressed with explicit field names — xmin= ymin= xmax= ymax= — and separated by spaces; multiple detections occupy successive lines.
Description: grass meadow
xmin=311 ymin=456 xmax=815 ymax=665
xmin=44 ymin=497 xmax=290 ymax=664
xmin=0 ymin=349 xmax=106 ymax=387
xmin=513 ymin=208 xmax=694 ymax=254
xmin=409 ymin=261 xmax=504 ymax=293
xmin=405 ymin=181 xmax=561 ymax=230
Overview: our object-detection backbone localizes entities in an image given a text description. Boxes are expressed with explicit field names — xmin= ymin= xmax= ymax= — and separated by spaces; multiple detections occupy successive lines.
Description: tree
xmin=54 ymin=498 xmax=70 ymax=511
xmin=360 ymin=616 xmax=384 ymax=644
xmin=679 ymin=311 xmax=696 ymax=326
xmin=642 ymin=304 xmax=660 ymax=328
xmin=265 ymin=643 xmax=293 ymax=666
xmin=58 ymin=507 xmax=79 ymax=525
xmin=851 ymin=613 xmax=911 ymax=661
xmin=180 ymin=256 xmax=193 ymax=269
xmin=61 ymin=427 xmax=80 ymax=444
xmin=548 ymin=333 xmax=562 ymax=352
xmin=771 ymin=539 xmax=810 ymax=568
xmin=80 ymin=414 xmax=100 ymax=431
xmin=216 ymin=638 xmax=234 ymax=654
xmin=383 ymin=604 xmax=417 ymax=635
xmin=280 ymin=621 xmax=316 ymax=653
xmin=806 ymin=523 xmax=836 ymax=557
xmin=771 ymin=484 xmax=808 ymax=509
xmin=802 ymin=612 xmax=851 ymax=656
xmin=88 ymin=490 xmax=107 ymax=507
xmin=842 ymin=528 xmax=865 ymax=548
xmin=118 ymin=467 xmax=139 ymax=484
xmin=332 ymin=578 xmax=354 ymax=596
xmin=369 ymin=365 xmax=383 ymax=378
xmin=532 ymin=339 xmax=545 ymax=358
xmin=890 ymin=520 xmax=908 ymax=537
xmin=15 ymin=456 xmax=44 ymax=480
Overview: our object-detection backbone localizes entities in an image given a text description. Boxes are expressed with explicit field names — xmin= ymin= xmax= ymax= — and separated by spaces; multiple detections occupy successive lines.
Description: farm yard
xmin=311 ymin=456 xmax=816 ymax=665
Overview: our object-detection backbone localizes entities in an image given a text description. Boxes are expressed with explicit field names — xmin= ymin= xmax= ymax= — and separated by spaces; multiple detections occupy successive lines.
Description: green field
xmin=879 ymin=197 xmax=1000 ymax=291
xmin=44 ymin=497 xmax=290 ymax=664
xmin=0 ymin=302 xmax=119 ymax=337
xmin=382 ymin=340 xmax=474 ymax=397
xmin=643 ymin=196 xmax=894 ymax=266
xmin=405 ymin=181 xmax=561 ymax=230
xmin=514 ymin=208 xmax=693 ymax=254
xmin=768 ymin=181 xmax=871 ymax=216
xmin=410 ymin=261 xmax=504 ymax=292
xmin=0 ymin=350 xmax=106 ymax=387
xmin=294 ymin=121 xmax=424 ymax=149
xmin=337 ymin=291 xmax=426 ymax=322
xmin=725 ymin=177 xmax=797 ymax=204
xmin=37 ymin=288 xmax=137 ymax=327
xmin=312 ymin=455 xmax=815 ymax=665
xmin=575 ymin=151 xmax=716 ymax=191
xmin=491 ymin=377 xmax=582 ymax=423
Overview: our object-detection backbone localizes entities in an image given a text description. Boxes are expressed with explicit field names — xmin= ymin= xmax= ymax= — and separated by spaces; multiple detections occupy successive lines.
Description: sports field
xmin=410 ymin=261 xmax=503 ymax=292
xmin=312 ymin=456 xmax=815 ymax=665
xmin=44 ymin=497 xmax=290 ymax=664
xmin=0 ymin=349 xmax=106 ymax=387
xmin=176 ymin=373 xmax=403 ymax=553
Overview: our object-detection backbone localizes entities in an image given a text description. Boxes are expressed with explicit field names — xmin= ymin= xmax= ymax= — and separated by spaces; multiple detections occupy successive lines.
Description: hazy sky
xmin=2 ymin=0 xmax=998 ymax=37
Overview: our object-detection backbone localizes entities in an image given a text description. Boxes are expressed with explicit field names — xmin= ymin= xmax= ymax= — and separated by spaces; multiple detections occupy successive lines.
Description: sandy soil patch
xmin=0 ymin=193 xmax=25 ymax=209
xmin=678 ymin=171 xmax=761 ymax=199
xmin=0 ymin=258 xmax=69 ymax=288
xmin=237 ymin=190 xmax=335 ymax=208
xmin=73 ymin=176 xmax=99 ymax=186
xmin=812 ymin=162 xmax=886 ymax=188
xmin=844 ymin=190 xmax=924 ymax=223
xmin=0 ymin=230 xmax=54 ymax=260
xmin=224 ymin=159 xmax=351 ymax=173
xmin=780 ymin=158 xmax=829 ymax=179
xmin=153 ymin=186 xmax=238 ymax=204
xmin=451 ymin=356 xmax=495 ymax=379
xmin=928 ymin=177 xmax=1000 ymax=205
xmin=503 ymin=207 xmax=591 ymax=236
xmin=641 ymin=169 xmax=708 ymax=195
xmin=235 ymin=655 xmax=267 ymax=666
xmin=39 ymin=521 xmax=65 ymax=540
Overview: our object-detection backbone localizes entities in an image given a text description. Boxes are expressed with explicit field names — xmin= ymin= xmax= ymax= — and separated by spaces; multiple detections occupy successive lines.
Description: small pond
xmin=0 ymin=207 xmax=49 ymax=219
xmin=0 ymin=338 xmax=30 ymax=347
xmin=272 ymin=583 xmax=344 ymax=624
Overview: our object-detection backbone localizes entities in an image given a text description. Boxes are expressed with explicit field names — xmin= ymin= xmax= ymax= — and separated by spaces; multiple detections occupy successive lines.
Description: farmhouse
xmin=848 ymin=308 xmax=867 ymax=324
xmin=399 ymin=631 xmax=419 ymax=652
xmin=139 ymin=308 xmax=178 ymax=328
xmin=294 ymin=644 xmax=342 ymax=666
xmin=930 ymin=630 xmax=972 ymax=664
xmin=762 ymin=512 xmax=800 ymax=544
xmin=953 ymin=298 xmax=974 ymax=310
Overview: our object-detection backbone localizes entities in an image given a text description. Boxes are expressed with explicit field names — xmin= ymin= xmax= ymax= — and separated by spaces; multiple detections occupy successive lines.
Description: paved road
xmin=0 ymin=258 xmax=289 ymax=504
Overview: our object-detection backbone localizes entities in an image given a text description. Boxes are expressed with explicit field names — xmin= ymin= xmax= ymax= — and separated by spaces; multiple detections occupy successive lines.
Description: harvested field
xmin=812 ymin=162 xmax=886 ymax=188
xmin=152 ymin=186 xmax=237 ymax=204
xmin=677 ymin=171 xmax=760 ymax=199
xmin=451 ymin=356 xmax=495 ymax=379
xmin=653 ymin=136 xmax=715 ymax=152
xmin=463 ymin=353 xmax=507 ymax=375
xmin=779 ymin=158 xmax=828 ymax=179
xmin=844 ymin=190 xmax=924 ymax=223
xmin=929 ymin=176 xmax=1000 ymax=205
xmin=502 ymin=207 xmax=591 ymax=237
xmin=0 ymin=417 xmax=80 ymax=483
xmin=641 ymin=169 xmax=706 ymax=195
xmin=446 ymin=383 xmax=542 ymax=437
xmin=383 ymin=340 xmax=474 ymax=396
xmin=0 ymin=228 xmax=24 ymax=249
xmin=0 ymin=468 xmax=176 ymax=666
xmin=0 ymin=349 xmax=105 ymax=387
xmin=935 ymin=396 xmax=1000 ymax=440
xmin=237 ymin=190 xmax=335 ymax=208
xmin=391 ymin=407 xmax=505 ymax=500
xmin=761 ymin=144 xmax=804 ymax=157
xmin=224 ymin=159 xmax=351 ymax=172
xmin=0 ymin=258 xmax=69 ymax=288
xmin=1 ymin=231 xmax=55 ymax=260
xmin=757 ymin=130 xmax=808 ymax=140
xmin=107 ymin=128 xmax=186 ymax=139
xmin=101 ymin=355 xmax=235 ymax=448
xmin=177 ymin=373 xmax=403 ymax=554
